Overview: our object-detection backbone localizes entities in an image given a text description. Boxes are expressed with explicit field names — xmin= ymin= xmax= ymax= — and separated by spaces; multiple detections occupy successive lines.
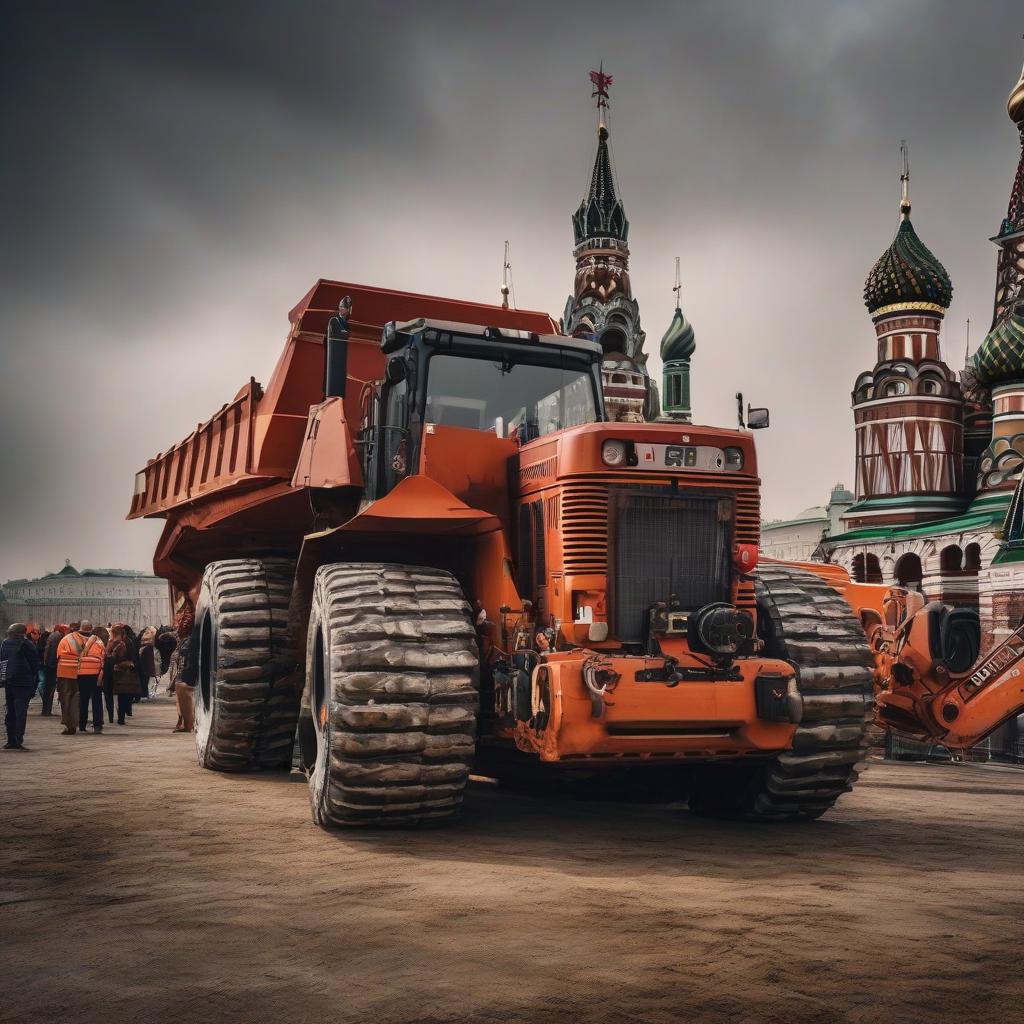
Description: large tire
xmin=194 ymin=558 xmax=300 ymax=772
xmin=688 ymin=563 xmax=874 ymax=821
xmin=304 ymin=563 xmax=479 ymax=828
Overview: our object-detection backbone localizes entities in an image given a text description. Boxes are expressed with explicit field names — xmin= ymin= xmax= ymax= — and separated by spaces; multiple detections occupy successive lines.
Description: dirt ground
xmin=3 ymin=697 xmax=1023 ymax=1024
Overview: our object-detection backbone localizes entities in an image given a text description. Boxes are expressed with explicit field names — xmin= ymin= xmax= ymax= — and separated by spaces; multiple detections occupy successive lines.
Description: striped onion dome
xmin=974 ymin=308 xmax=1024 ymax=387
xmin=863 ymin=216 xmax=953 ymax=316
xmin=660 ymin=305 xmax=695 ymax=361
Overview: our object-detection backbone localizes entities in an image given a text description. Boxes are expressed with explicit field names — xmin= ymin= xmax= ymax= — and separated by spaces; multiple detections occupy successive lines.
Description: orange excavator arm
xmin=775 ymin=560 xmax=1024 ymax=751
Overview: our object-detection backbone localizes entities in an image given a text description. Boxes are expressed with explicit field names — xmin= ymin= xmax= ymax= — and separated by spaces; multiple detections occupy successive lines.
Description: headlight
xmin=724 ymin=446 xmax=744 ymax=470
xmin=602 ymin=439 xmax=628 ymax=466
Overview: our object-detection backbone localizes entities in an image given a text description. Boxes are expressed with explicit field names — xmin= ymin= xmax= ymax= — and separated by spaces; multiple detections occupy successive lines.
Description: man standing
xmin=55 ymin=621 xmax=82 ymax=734
xmin=75 ymin=621 xmax=105 ymax=734
xmin=41 ymin=624 xmax=66 ymax=716
xmin=2 ymin=623 xmax=40 ymax=750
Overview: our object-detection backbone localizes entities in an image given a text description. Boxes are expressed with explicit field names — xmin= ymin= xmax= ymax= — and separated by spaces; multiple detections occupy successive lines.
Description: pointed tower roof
xmin=864 ymin=146 xmax=952 ymax=316
xmin=572 ymin=125 xmax=629 ymax=245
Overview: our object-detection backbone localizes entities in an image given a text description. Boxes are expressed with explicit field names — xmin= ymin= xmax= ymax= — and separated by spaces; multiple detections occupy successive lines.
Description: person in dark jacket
xmin=41 ymin=624 xmax=66 ymax=716
xmin=3 ymin=623 xmax=41 ymax=749
xmin=107 ymin=625 xmax=138 ymax=725
xmin=155 ymin=626 xmax=177 ymax=677
xmin=123 ymin=625 xmax=139 ymax=714
xmin=35 ymin=628 xmax=50 ymax=701
xmin=138 ymin=628 xmax=157 ymax=700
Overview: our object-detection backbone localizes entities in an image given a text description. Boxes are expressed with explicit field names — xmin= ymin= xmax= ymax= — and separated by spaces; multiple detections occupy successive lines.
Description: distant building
xmin=2 ymin=561 xmax=170 ymax=629
xmin=761 ymin=484 xmax=854 ymax=562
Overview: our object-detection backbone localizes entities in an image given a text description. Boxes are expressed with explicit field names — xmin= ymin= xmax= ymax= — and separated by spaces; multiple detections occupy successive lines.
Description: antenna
xmin=899 ymin=140 xmax=910 ymax=218
xmin=500 ymin=240 xmax=510 ymax=309
xmin=965 ymin=317 xmax=971 ymax=363
xmin=673 ymin=256 xmax=681 ymax=309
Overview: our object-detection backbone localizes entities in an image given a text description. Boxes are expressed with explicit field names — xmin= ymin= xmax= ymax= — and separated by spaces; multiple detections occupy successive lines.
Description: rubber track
xmin=308 ymin=563 xmax=479 ymax=828
xmin=689 ymin=563 xmax=874 ymax=820
xmin=195 ymin=558 xmax=299 ymax=772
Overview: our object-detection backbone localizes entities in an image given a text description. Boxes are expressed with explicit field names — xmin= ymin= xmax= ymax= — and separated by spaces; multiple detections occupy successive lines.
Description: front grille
xmin=561 ymin=482 xmax=608 ymax=574
xmin=611 ymin=488 xmax=733 ymax=643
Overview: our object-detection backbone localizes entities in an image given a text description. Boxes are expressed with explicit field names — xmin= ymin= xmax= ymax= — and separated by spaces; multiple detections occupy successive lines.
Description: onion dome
xmin=863 ymin=215 xmax=953 ymax=316
xmin=660 ymin=304 xmax=695 ymax=361
xmin=973 ymin=306 xmax=1024 ymax=387
xmin=1009 ymin=60 xmax=1024 ymax=124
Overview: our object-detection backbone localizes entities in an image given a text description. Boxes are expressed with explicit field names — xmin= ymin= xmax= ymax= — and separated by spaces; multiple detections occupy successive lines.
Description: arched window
xmin=852 ymin=553 xmax=882 ymax=584
xmin=965 ymin=543 xmax=982 ymax=572
xmin=883 ymin=380 xmax=907 ymax=397
xmin=940 ymin=545 xmax=963 ymax=572
xmin=895 ymin=552 xmax=923 ymax=592
xmin=920 ymin=379 xmax=941 ymax=396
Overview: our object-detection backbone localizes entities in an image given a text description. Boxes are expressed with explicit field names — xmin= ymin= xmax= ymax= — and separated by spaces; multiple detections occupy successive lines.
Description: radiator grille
xmin=561 ymin=482 xmax=609 ymax=574
xmin=612 ymin=489 xmax=733 ymax=643
xmin=734 ymin=490 xmax=761 ymax=545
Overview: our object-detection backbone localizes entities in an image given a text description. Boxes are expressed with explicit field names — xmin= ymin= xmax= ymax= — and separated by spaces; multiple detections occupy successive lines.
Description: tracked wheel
xmin=688 ymin=563 xmax=874 ymax=821
xmin=303 ymin=563 xmax=479 ymax=828
xmin=194 ymin=558 xmax=300 ymax=772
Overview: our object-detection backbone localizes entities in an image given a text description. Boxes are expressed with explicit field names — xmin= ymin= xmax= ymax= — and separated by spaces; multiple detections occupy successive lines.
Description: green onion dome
xmin=863 ymin=216 xmax=953 ymax=317
xmin=660 ymin=305 xmax=695 ymax=361
xmin=974 ymin=308 xmax=1024 ymax=387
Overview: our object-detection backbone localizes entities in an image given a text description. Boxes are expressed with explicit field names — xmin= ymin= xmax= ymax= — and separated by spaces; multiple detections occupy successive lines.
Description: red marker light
xmin=733 ymin=543 xmax=758 ymax=574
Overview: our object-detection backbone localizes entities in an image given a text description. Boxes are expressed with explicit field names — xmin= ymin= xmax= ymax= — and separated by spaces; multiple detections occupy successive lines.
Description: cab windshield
xmin=425 ymin=353 xmax=598 ymax=443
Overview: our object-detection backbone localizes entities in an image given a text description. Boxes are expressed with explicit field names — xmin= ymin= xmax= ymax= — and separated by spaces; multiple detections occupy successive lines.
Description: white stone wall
xmin=2 ymin=574 xmax=171 ymax=630
xmin=760 ymin=520 xmax=826 ymax=562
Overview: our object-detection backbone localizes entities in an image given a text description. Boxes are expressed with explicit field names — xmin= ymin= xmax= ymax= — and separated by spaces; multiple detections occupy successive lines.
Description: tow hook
xmin=755 ymin=672 xmax=803 ymax=724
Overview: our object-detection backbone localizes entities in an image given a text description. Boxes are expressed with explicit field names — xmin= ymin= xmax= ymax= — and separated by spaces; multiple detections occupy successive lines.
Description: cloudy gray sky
xmin=1 ymin=0 xmax=1022 ymax=581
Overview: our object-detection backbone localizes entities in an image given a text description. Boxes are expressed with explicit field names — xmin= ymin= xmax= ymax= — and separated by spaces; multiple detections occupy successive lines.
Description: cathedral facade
xmin=825 ymin=59 xmax=1024 ymax=653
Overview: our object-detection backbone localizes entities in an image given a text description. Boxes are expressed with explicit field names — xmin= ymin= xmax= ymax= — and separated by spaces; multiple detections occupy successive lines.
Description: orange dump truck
xmin=130 ymin=279 xmax=1024 ymax=828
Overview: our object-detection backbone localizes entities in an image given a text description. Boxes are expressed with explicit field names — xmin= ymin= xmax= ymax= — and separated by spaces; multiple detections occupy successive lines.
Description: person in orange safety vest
xmin=56 ymin=622 xmax=106 ymax=735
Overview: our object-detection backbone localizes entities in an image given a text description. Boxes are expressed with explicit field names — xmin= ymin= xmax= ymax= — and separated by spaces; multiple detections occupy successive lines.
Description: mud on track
xmin=2 ymin=698 xmax=1023 ymax=1024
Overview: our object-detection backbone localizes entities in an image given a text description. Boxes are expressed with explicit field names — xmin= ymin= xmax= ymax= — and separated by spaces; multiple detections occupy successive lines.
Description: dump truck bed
xmin=129 ymin=279 xmax=559 ymax=522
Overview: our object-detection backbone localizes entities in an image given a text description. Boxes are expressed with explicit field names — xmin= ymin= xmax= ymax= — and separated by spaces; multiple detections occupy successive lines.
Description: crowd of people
xmin=2 ymin=614 xmax=194 ymax=751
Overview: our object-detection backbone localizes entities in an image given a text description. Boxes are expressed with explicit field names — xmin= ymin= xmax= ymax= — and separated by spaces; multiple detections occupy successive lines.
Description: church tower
xmin=968 ymin=58 xmax=1024 ymax=505
xmin=844 ymin=145 xmax=965 ymax=531
xmin=562 ymin=68 xmax=649 ymax=422
xmin=660 ymin=259 xmax=696 ymax=421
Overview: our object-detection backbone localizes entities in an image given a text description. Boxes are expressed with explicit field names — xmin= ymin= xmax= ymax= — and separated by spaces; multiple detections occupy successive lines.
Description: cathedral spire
xmin=562 ymin=67 xmax=647 ymax=421
xmin=573 ymin=69 xmax=628 ymax=246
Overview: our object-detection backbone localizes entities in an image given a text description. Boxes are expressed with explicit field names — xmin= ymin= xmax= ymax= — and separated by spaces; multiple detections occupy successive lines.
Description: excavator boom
xmin=789 ymin=558 xmax=1024 ymax=751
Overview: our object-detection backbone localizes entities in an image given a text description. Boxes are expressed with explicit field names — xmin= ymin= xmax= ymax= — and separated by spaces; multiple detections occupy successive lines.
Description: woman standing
xmin=107 ymin=625 xmax=137 ymax=725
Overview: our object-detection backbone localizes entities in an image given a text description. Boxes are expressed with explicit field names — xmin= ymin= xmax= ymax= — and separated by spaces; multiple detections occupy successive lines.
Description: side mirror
xmin=386 ymin=357 xmax=407 ymax=384
xmin=747 ymin=406 xmax=770 ymax=430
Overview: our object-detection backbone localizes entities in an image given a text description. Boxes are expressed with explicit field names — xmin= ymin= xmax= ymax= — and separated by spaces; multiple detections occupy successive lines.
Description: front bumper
xmin=510 ymin=651 xmax=799 ymax=762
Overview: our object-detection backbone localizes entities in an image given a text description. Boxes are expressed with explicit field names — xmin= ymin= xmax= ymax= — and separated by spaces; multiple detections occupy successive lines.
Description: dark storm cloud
xmin=1 ymin=0 xmax=1021 ymax=580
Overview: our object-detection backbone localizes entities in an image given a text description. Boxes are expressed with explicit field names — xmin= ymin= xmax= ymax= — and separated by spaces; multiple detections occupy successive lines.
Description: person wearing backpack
xmin=3 ymin=623 xmax=41 ymax=750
